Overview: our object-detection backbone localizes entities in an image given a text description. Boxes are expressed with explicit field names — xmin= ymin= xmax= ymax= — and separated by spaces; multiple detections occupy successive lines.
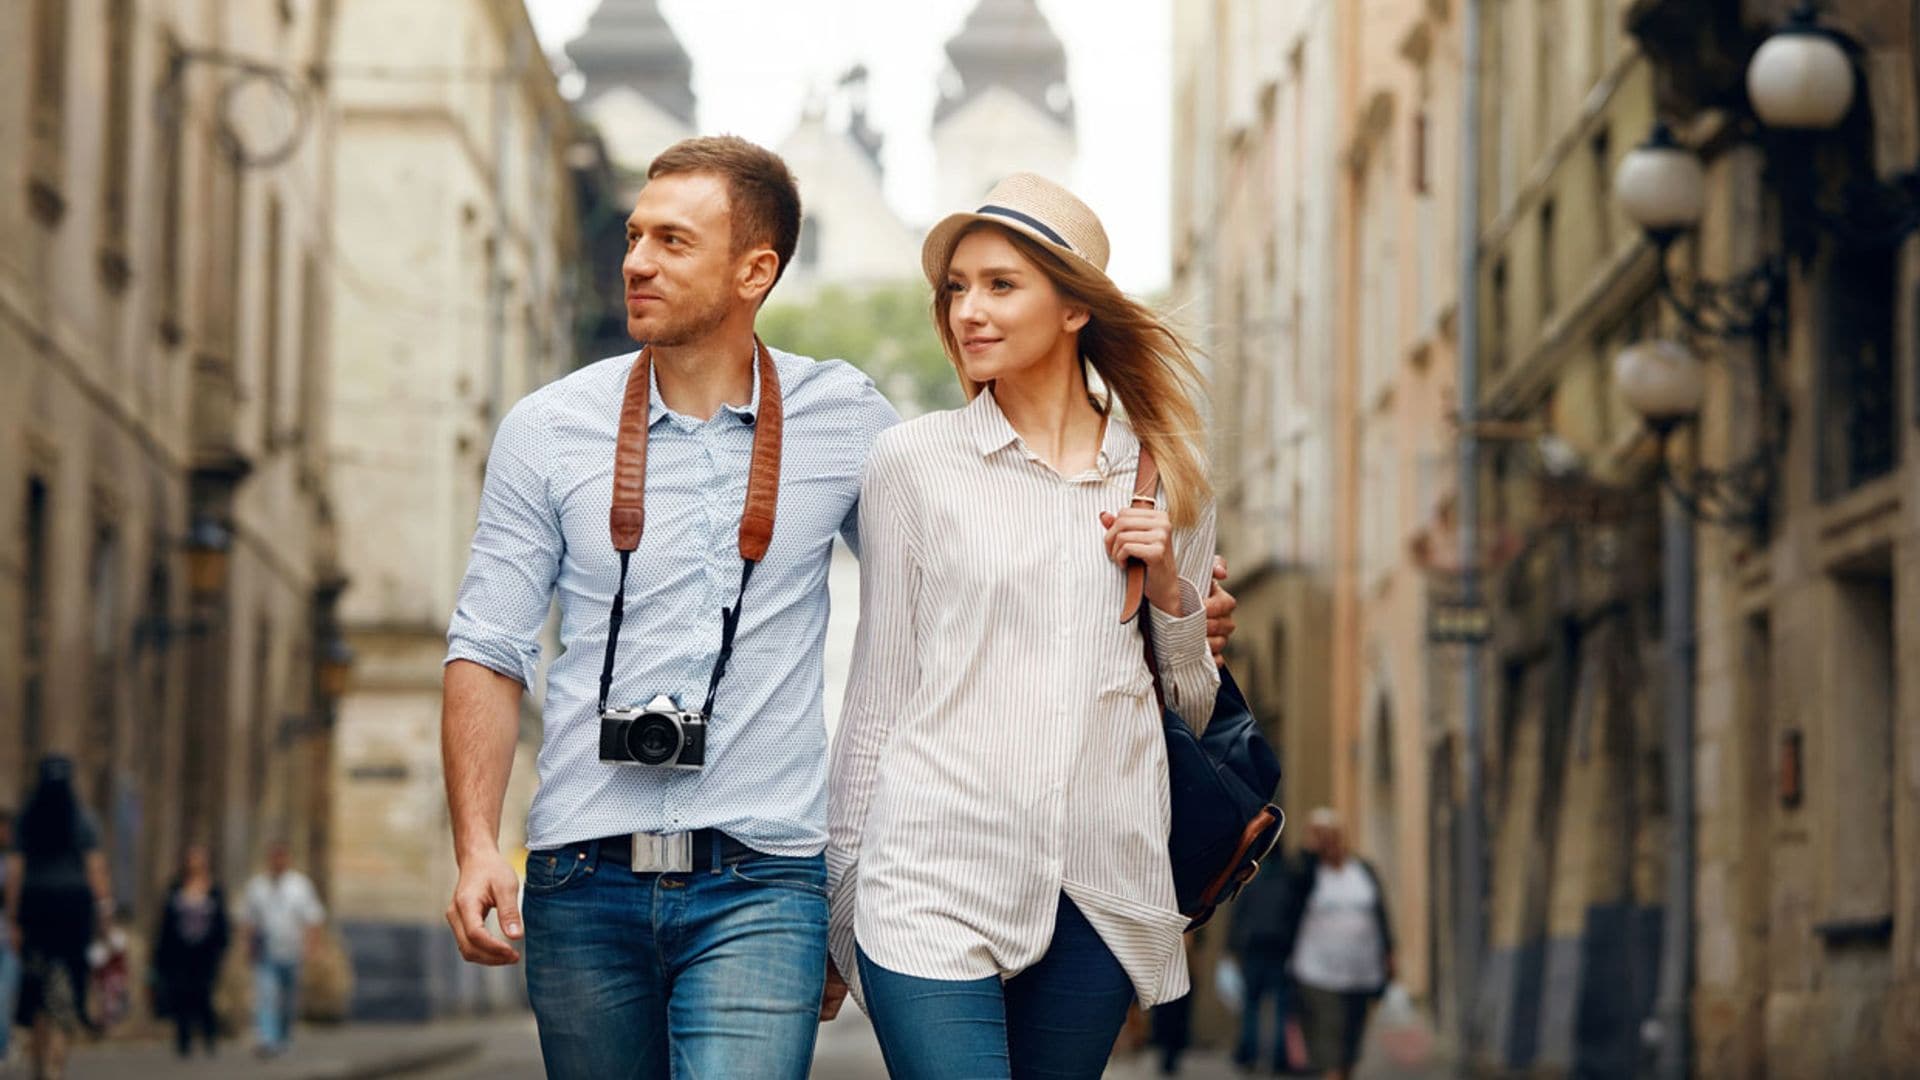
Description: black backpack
xmin=1125 ymin=447 xmax=1285 ymax=929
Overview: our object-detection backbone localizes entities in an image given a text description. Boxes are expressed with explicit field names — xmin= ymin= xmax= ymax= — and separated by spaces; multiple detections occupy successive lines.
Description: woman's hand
xmin=1100 ymin=507 xmax=1182 ymax=615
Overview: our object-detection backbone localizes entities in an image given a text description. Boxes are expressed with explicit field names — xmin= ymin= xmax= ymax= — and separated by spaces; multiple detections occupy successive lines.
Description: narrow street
xmin=65 ymin=1005 xmax=1452 ymax=1079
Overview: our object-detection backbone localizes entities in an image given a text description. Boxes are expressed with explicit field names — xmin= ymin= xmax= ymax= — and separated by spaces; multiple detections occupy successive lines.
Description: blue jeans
xmin=522 ymin=839 xmax=829 ymax=1080
xmin=1233 ymin=952 xmax=1293 ymax=1070
xmin=0 ymin=944 xmax=19 ymax=1055
xmin=856 ymin=894 xmax=1136 ymax=1080
xmin=252 ymin=959 xmax=300 ymax=1050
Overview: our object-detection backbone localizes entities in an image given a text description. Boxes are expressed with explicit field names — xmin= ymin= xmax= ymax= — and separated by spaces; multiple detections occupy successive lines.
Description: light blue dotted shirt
xmin=446 ymin=347 xmax=900 ymax=855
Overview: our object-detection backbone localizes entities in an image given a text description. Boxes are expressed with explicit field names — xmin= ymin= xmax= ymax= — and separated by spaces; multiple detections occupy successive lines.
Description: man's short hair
xmin=648 ymin=135 xmax=802 ymax=289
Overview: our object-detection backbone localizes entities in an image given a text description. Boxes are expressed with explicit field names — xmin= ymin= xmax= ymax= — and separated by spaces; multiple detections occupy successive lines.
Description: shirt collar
xmin=645 ymin=348 xmax=764 ymax=427
xmin=965 ymin=385 xmax=1140 ymax=477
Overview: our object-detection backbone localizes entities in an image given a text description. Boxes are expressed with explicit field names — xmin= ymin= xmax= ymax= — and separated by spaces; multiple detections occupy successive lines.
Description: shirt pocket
xmin=1097 ymin=643 xmax=1157 ymax=703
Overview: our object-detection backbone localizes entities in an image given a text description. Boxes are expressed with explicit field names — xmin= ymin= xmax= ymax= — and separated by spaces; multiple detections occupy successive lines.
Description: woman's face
xmin=944 ymin=227 xmax=1087 ymax=386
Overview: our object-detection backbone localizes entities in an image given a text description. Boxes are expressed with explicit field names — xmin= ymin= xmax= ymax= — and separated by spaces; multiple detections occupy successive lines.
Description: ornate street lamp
xmin=1613 ymin=339 xmax=1775 ymax=531
xmin=1613 ymin=340 xmax=1705 ymax=436
xmin=317 ymin=636 xmax=355 ymax=701
xmin=1614 ymin=124 xmax=1705 ymax=242
xmin=1746 ymin=4 xmax=1855 ymax=131
xmin=185 ymin=516 xmax=234 ymax=597
xmin=1615 ymin=125 xmax=1784 ymax=339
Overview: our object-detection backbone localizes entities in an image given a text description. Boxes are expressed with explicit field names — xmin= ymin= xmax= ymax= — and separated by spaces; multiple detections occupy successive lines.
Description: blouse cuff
xmin=1147 ymin=578 xmax=1208 ymax=660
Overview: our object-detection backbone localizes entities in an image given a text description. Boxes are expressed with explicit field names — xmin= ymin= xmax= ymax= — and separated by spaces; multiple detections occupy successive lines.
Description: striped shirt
xmin=826 ymin=388 xmax=1219 ymax=1008
xmin=446 ymin=347 xmax=899 ymax=855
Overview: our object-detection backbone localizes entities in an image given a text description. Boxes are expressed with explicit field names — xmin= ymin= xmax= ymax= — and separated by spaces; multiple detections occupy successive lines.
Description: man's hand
xmin=1205 ymin=555 xmax=1239 ymax=666
xmin=820 ymin=958 xmax=850 ymax=1021
xmin=445 ymin=849 xmax=523 ymax=966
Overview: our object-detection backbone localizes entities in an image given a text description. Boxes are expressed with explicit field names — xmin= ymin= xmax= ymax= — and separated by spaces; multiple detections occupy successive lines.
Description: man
xmin=1227 ymin=837 xmax=1303 ymax=1074
xmin=441 ymin=135 xmax=1239 ymax=1078
xmin=241 ymin=841 xmax=324 ymax=1058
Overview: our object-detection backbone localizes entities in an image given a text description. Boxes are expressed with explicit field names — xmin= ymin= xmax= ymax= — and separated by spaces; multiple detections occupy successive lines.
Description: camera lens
xmin=627 ymin=714 xmax=682 ymax=766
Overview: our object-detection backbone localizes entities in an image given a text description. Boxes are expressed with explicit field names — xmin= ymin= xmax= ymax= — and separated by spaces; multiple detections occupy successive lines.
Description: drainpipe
xmin=1650 ymin=495 xmax=1696 ymax=1079
xmin=1453 ymin=0 xmax=1486 ymax=1061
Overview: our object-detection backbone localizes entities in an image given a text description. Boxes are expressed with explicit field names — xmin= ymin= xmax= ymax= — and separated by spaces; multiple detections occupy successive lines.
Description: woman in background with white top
xmin=1285 ymin=807 xmax=1396 ymax=1080
xmin=822 ymin=173 xmax=1219 ymax=1079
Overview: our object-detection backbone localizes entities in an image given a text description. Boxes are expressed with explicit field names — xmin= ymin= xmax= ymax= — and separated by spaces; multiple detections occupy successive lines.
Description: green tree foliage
xmin=758 ymin=282 xmax=965 ymax=416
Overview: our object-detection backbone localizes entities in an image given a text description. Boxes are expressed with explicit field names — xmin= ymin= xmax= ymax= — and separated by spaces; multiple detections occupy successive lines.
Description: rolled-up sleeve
xmin=445 ymin=393 xmax=562 ymax=688
xmin=1149 ymin=499 xmax=1220 ymax=732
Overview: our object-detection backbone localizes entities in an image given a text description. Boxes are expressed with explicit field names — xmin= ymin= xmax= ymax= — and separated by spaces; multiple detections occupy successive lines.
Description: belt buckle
xmin=630 ymin=832 xmax=694 ymax=874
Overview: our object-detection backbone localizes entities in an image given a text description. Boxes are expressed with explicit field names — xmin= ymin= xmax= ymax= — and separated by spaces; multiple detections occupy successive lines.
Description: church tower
xmin=932 ymin=0 xmax=1079 ymax=214
xmin=566 ymin=0 xmax=697 ymax=190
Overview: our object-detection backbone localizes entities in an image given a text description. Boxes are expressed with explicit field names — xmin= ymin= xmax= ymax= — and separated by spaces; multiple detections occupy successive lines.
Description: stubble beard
xmin=638 ymin=287 xmax=734 ymax=349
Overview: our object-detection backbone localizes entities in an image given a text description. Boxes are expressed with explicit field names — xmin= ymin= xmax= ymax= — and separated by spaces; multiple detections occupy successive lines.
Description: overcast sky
xmin=524 ymin=0 xmax=1172 ymax=292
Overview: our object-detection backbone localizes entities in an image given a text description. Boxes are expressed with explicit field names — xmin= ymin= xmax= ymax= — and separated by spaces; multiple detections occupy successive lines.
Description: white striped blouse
xmin=826 ymin=387 xmax=1219 ymax=1009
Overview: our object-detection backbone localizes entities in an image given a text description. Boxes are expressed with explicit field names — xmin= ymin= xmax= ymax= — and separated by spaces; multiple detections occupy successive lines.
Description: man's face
xmin=622 ymin=172 xmax=741 ymax=348
xmin=269 ymin=845 xmax=291 ymax=875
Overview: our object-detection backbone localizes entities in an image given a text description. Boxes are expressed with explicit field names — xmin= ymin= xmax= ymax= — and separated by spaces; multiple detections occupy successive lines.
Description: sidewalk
xmin=63 ymin=1018 xmax=492 ymax=1080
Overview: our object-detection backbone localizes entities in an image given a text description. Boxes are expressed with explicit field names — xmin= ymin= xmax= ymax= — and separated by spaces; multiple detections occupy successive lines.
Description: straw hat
xmin=921 ymin=172 xmax=1112 ymax=289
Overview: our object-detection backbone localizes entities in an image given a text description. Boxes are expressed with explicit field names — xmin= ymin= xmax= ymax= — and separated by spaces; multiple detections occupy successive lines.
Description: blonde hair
xmin=932 ymin=224 xmax=1212 ymax=528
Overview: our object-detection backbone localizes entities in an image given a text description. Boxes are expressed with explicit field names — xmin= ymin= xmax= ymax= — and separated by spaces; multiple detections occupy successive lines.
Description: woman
xmin=1284 ymin=809 xmax=1394 ymax=1080
xmin=153 ymin=844 xmax=230 ymax=1058
xmin=826 ymin=173 xmax=1219 ymax=1079
xmin=4 ymin=757 xmax=111 ymax=1080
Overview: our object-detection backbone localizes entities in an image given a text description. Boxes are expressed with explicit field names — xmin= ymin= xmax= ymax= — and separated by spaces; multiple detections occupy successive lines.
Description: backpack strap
xmin=1119 ymin=444 xmax=1160 ymax=625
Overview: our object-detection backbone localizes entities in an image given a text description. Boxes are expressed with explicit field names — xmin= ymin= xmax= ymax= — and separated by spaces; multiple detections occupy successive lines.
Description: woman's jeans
xmin=522 ymin=840 xmax=829 ymax=1080
xmin=856 ymin=894 xmax=1137 ymax=1080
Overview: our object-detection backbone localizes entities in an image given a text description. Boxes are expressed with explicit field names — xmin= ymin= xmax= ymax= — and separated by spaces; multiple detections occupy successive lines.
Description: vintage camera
xmin=599 ymin=694 xmax=707 ymax=769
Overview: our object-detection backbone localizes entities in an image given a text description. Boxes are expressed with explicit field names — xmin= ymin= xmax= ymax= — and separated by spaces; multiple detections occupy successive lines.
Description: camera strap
xmin=595 ymin=339 xmax=785 ymax=714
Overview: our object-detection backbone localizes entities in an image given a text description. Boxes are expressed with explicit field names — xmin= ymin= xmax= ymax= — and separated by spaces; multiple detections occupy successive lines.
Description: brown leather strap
xmin=1119 ymin=444 xmax=1160 ymax=624
xmin=608 ymin=338 xmax=783 ymax=557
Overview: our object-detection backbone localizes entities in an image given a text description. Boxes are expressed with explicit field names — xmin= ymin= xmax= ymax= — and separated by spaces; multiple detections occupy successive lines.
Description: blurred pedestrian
xmin=241 ymin=841 xmax=324 ymax=1058
xmin=0 ymin=809 xmax=20 ymax=1065
xmin=1285 ymin=809 xmax=1394 ymax=1080
xmin=153 ymin=843 xmax=229 ymax=1058
xmin=3 ymin=756 xmax=112 ymax=1080
xmin=1228 ymin=851 xmax=1304 ymax=1074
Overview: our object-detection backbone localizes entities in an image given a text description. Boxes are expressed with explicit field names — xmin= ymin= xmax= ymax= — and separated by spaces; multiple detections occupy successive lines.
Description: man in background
xmin=242 ymin=841 xmax=325 ymax=1058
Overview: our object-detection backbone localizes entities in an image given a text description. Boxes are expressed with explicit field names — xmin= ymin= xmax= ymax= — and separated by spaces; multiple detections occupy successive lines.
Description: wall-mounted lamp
xmin=317 ymin=635 xmax=355 ymax=701
xmin=1612 ymin=339 xmax=1776 ymax=531
xmin=185 ymin=516 xmax=234 ymax=597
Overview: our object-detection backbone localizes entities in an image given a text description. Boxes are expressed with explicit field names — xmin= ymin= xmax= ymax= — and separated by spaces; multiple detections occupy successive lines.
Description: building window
xmin=98 ymin=0 xmax=135 ymax=289
xmin=1823 ymin=566 xmax=1894 ymax=929
xmin=156 ymin=37 xmax=186 ymax=344
xmin=1538 ymin=199 xmax=1557 ymax=320
xmin=1488 ymin=256 xmax=1510 ymax=377
xmin=796 ymin=214 xmax=821 ymax=271
xmin=26 ymin=0 xmax=70 ymax=223
xmin=249 ymin=614 xmax=275 ymax=848
xmin=1816 ymin=241 xmax=1897 ymax=497
xmin=1413 ymin=108 xmax=1430 ymax=195
xmin=1590 ymin=130 xmax=1612 ymax=253
xmin=21 ymin=478 xmax=51 ymax=782
xmin=261 ymin=194 xmax=284 ymax=450
xmin=86 ymin=520 xmax=121 ymax=812
xmin=297 ymin=250 xmax=324 ymax=450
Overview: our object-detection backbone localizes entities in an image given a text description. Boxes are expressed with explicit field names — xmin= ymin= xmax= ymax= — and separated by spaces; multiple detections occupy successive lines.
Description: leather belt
xmin=596 ymin=829 xmax=758 ymax=873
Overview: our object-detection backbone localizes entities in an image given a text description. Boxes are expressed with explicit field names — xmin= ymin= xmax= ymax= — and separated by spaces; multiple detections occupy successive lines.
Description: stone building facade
xmin=1168 ymin=0 xmax=1342 ymax=1038
xmin=322 ymin=0 xmax=578 ymax=1020
xmin=1329 ymin=0 xmax=1466 ymax=1019
xmin=0 ymin=0 xmax=344 ymax=934
xmin=1623 ymin=2 xmax=1920 ymax=1074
